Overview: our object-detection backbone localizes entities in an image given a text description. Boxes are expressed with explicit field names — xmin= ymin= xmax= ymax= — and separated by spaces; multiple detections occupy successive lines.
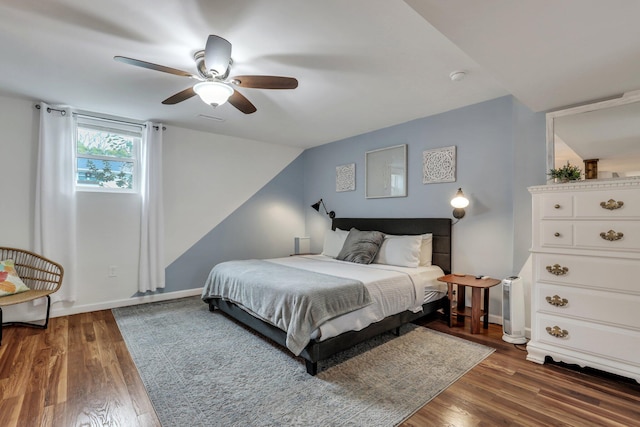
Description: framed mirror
xmin=547 ymin=90 xmax=640 ymax=181
xmin=365 ymin=144 xmax=407 ymax=198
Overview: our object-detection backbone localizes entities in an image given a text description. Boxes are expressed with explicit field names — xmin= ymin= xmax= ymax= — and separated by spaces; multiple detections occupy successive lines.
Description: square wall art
xmin=423 ymin=146 xmax=456 ymax=184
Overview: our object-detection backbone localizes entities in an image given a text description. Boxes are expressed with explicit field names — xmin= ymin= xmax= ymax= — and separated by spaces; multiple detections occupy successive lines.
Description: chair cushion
xmin=0 ymin=259 xmax=30 ymax=297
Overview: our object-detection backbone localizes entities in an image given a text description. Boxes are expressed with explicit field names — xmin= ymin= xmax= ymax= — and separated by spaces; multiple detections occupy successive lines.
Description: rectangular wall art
xmin=336 ymin=163 xmax=355 ymax=192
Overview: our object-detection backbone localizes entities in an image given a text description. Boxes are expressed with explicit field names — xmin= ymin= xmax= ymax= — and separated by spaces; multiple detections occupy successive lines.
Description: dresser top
xmin=529 ymin=177 xmax=640 ymax=193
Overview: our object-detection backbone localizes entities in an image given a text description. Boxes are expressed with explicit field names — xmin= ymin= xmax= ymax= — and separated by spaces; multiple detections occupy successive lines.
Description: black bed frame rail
xmin=209 ymin=297 xmax=446 ymax=375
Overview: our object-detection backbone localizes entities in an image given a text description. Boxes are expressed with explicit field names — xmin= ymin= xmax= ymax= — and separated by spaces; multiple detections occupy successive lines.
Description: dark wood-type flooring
xmin=1 ymin=309 xmax=638 ymax=426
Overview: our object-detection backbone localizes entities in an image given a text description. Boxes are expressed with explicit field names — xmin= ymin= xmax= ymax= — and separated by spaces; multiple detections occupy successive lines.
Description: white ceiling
xmin=1 ymin=0 xmax=640 ymax=149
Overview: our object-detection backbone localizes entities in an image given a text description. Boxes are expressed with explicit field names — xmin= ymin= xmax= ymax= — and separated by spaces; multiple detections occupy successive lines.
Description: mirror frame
xmin=365 ymin=144 xmax=407 ymax=198
xmin=546 ymin=89 xmax=640 ymax=181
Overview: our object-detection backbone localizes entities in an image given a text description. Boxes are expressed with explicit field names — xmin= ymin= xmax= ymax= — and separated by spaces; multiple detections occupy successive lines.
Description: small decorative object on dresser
xmin=528 ymin=178 xmax=640 ymax=383
xmin=547 ymin=161 xmax=582 ymax=183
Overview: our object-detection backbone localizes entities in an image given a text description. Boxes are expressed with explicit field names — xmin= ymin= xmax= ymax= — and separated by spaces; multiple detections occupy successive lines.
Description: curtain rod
xmin=34 ymin=104 xmax=166 ymax=130
xmin=34 ymin=104 xmax=66 ymax=115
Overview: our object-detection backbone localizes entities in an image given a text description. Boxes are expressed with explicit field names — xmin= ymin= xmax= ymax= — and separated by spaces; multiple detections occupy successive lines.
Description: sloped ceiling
xmin=405 ymin=0 xmax=640 ymax=111
xmin=1 ymin=0 xmax=639 ymax=148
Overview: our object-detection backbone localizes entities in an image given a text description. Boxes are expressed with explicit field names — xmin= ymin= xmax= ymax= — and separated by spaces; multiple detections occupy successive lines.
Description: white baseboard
xmin=488 ymin=313 xmax=503 ymax=325
xmin=488 ymin=314 xmax=532 ymax=339
xmin=49 ymin=288 xmax=204 ymax=319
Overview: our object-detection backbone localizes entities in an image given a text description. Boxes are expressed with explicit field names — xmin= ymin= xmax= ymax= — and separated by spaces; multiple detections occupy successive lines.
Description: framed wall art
xmin=336 ymin=163 xmax=355 ymax=192
xmin=423 ymin=145 xmax=456 ymax=184
xmin=365 ymin=144 xmax=407 ymax=198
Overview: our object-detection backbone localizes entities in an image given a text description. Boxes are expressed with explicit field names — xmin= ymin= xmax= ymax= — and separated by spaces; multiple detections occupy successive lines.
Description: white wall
xmin=0 ymin=94 xmax=302 ymax=321
xmin=163 ymin=126 xmax=302 ymax=265
xmin=0 ymin=96 xmax=38 ymax=248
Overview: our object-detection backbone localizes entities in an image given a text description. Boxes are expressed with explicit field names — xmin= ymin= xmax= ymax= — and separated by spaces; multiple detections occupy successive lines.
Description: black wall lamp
xmin=311 ymin=198 xmax=336 ymax=219
xmin=450 ymin=188 xmax=469 ymax=222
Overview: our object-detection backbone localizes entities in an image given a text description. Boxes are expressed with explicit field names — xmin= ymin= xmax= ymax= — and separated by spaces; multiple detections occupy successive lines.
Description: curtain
xmin=138 ymin=122 xmax=165 ymax=292
xmin=34 ymin=102 xmax=77 ymax=303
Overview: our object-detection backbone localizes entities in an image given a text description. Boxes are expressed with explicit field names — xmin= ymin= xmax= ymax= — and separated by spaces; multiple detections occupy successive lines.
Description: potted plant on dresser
xmin=548 ymin=162 xmax=582 ymax=183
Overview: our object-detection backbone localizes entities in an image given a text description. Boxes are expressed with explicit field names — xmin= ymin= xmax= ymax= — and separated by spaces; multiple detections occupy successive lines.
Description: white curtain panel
xmin=34 ymin=102 xmax=78 ymax=303
xmin=138 ymin=122 xmax=165 ymax=292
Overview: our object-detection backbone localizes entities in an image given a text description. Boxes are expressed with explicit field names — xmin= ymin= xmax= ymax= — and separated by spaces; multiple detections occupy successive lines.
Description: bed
xmin=202 ymin=217 xmax=452 ymax=375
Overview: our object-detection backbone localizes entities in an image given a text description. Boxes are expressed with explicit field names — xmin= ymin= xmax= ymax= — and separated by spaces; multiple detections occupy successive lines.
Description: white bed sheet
xmin=268 ymin=255 xmax=446 ymax=341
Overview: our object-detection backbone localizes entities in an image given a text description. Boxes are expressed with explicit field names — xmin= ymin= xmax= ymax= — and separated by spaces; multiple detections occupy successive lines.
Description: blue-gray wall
xmin=303 ymin=96 xmax=545 ymax=283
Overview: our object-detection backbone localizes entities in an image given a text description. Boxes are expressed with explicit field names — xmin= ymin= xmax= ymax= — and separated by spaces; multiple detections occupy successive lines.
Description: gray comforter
xmin=202 ymin=259 xmax=372 ymax=355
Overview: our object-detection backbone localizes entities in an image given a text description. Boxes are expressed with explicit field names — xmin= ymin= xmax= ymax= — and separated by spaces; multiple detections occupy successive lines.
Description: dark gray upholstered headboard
xmin=331 ymin=218 xmax=452 ymax=275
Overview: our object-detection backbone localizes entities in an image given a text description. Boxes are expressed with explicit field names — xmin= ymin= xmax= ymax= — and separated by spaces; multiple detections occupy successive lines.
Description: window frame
xmin=74 ymin=115 xmax=143 ymax=194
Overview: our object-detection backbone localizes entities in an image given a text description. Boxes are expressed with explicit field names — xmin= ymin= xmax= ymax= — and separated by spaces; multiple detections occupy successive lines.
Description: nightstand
xmin=438 ymin=274 xmax=501 ymax=334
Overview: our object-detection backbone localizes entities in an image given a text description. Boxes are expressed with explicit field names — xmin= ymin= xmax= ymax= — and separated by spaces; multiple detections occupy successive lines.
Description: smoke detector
xmin=449 ymin=71 xmax=466 ymax=82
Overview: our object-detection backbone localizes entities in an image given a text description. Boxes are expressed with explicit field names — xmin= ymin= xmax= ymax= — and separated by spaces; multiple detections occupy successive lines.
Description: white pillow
xmin=321 ymin=228 xmax=349 ymax=258
xmin=374 ymin=234 xmax=422 ymax=268
xmin=419 ymin=233 xmax=433 ymax=266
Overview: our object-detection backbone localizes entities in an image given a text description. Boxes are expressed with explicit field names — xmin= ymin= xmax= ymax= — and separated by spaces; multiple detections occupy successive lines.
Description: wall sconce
xmin=450 ymin=188 xmax=469 ymax=221
xmin=311 ymin=198 xmax=336 ymax=219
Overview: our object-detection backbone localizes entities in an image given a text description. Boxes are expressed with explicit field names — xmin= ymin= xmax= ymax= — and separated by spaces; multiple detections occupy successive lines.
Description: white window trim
xmin=74 ymin=114 xmax=143 ymax=194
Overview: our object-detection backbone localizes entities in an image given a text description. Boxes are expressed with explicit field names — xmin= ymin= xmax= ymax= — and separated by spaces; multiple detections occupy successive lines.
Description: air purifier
xmin=502 ymin=276 xmax=527 ymax=344
xmin=294 ymin=237 xmax=310 ymax=255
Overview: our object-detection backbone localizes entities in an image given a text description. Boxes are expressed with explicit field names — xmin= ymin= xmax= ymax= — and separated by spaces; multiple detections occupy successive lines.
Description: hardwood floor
xmin=0 ymin=310 xmax=159 ymax=427
xmin=1 ymin=309 xmax=638 ymax=426
xmin=405 ymin=316 xmax=640 ymax=427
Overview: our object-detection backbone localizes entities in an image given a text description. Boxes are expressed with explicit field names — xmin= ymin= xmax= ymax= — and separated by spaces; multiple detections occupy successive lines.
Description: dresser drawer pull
xmin=546 ymin=295 xmax=568 ymax=307
xmin=546 ymin=264 xmax=568 ymax=276
xmin=600 ymin=230 xmax=624 ymax=241
xmin=546 ymin=326 xmax=569 ymax=338
xmin=554 ymin=204 xmax=561 ymax=209
xmin=554 ymin=232 xmax=561 ymax=237
xmin=600 ymin=199 xmax=624 ymax=210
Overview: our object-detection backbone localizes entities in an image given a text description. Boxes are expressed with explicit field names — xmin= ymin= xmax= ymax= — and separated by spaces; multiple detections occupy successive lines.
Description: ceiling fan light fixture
xmin=193 ymin=81 xmax=234 ymax=106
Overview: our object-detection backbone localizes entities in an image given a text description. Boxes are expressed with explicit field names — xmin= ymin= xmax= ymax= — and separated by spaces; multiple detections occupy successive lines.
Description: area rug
xmin=113 ymin=297 xmax=494 ymax=427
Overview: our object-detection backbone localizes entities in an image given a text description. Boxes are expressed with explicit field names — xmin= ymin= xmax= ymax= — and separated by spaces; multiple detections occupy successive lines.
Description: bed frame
xmin=207 ymin=217 xmax=452 ymax=375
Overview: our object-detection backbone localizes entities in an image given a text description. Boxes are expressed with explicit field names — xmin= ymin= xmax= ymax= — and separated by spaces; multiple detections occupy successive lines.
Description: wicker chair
xmin=0 ymin=247 xmax=64 ymax=345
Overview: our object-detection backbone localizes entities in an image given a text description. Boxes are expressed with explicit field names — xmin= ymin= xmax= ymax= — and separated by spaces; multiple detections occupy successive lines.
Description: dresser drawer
xmin=575 ymin=189 xmax=640 ymax=218
xmin=574 ymin=221 xmax=640 ymax=251
xmin=540 ymin=194 xmax=573 ymax=218
xmin=535 ymin=253 xmax=640 ymax=293
xmin=540 ymin=222 xmax=573 ymax=247
xmin=534 ymin=313 xmax=640 ymax=367
xmin=536 ymin=283 xmax=640 ymax=329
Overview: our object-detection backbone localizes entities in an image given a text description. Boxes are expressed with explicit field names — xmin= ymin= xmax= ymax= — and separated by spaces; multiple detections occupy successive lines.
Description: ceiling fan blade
xmin=114 ymin=56 xmax=194 ymax=77
xmin=162 ymin=87 xmax=197 ymax=105
xmin=205 ymin=35 xmax=232 ymax=76
xmin=228 ymin=90 xmax=257 ymax=114
xmin=231 ymin=75 xmax=298 ymax=89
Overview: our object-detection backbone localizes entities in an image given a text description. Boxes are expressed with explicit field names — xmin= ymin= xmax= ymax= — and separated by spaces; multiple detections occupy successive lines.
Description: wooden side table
xmin=438 ymin=274 xmax=501 ymax=334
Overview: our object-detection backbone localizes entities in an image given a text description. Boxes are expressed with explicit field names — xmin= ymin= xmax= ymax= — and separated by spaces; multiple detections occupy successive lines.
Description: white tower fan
xmin=502 ymin=276 xmax=527 ymax=344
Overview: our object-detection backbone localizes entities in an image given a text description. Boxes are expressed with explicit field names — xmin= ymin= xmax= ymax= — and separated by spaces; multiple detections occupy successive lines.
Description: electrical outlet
xmin=108 ymin=265 xmax=117 ymax=277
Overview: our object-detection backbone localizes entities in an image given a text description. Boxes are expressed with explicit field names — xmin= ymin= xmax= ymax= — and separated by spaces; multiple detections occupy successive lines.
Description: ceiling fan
xmin=114 ymin=35 xmax=298 ymax=114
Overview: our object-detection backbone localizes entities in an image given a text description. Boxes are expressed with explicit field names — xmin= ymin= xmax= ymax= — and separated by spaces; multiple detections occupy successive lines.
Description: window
xmin=75 ymin=116 xmax=142 ymax=192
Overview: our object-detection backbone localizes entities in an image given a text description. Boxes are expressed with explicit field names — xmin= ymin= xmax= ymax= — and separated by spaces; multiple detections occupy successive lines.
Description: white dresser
xmin=528 ymin=178 xmax=640 ymax=382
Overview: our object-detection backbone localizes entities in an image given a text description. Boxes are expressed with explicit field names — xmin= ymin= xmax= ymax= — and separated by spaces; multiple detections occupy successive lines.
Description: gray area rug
xmin=113 ymin=297 xmax=494 ymax=427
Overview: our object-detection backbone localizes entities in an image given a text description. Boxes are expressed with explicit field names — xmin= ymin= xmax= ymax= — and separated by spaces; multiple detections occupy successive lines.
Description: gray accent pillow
xmin=336 ymin=228 xmax=385 ymax=264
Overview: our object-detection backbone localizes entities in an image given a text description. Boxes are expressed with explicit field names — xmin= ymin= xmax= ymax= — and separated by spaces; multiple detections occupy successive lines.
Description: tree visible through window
xmin=75 ymin=116 xmax=141 ymax=191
